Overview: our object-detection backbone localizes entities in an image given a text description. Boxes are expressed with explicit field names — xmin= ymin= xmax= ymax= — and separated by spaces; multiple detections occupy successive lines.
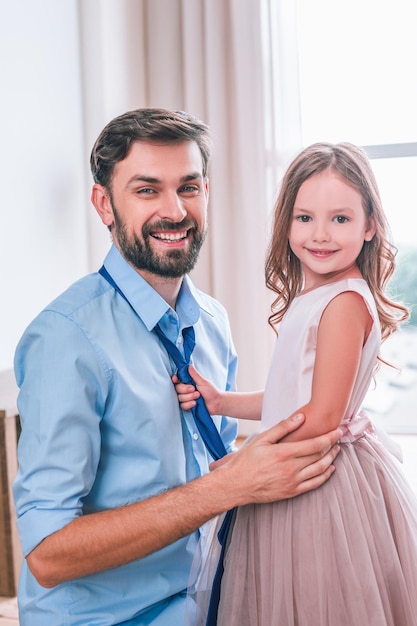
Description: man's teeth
xmin=153 ymin=231 xmax=187 ymax=241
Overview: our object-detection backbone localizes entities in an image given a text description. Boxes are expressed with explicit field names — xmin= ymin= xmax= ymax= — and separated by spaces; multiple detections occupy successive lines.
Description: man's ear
xmin=364 ymin=216 xmax=376 ymax=242
xmin=91 ymin=184 xmax=114 ymax=228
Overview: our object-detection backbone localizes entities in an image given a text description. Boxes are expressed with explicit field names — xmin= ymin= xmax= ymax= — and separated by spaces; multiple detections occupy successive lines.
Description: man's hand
xmin=26 ymin=414 xmax=340 ymax=588
xmin=211 ymin=413 xmax=342 ymax=505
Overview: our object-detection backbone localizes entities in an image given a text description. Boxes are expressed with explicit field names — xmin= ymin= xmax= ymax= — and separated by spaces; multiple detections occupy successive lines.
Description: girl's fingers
xmin=179 ymin=400 xmax=197 ymax=411
xmin=175 ymin=382 xmax=198 ymax=394
xmin=178 ymin=390 xmax=200 ymax=402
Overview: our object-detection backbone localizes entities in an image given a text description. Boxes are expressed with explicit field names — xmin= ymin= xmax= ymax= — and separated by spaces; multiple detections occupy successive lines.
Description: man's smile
xmin=150 ymin=229 xmax=189 ymax=242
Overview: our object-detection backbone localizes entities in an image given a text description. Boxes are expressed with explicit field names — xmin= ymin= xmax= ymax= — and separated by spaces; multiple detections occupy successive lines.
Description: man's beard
xmin=112 ymin=209 xmax=206 ymax=278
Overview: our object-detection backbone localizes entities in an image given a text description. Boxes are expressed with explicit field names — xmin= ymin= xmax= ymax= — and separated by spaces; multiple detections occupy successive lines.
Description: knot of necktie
xmin=153 ymin=324 xmax=195 ymax=383
xmin=177 ymin=363 xmax=194 ymax=385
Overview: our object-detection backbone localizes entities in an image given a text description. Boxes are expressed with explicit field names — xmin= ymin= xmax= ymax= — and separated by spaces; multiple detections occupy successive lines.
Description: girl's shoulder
xmin=294 ymin=278 xmax=377 ymax=323
xmin=318 ymin=278 xmax=379 ymax=331
xmin=326 ymin=277 xmax=374 ymax=306
xmin=298 ymin=277 xmax=373 ymax=303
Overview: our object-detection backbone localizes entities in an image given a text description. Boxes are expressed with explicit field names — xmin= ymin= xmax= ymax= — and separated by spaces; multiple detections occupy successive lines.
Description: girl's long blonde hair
xmin=265 ymin=142 xmax=409 ymax=341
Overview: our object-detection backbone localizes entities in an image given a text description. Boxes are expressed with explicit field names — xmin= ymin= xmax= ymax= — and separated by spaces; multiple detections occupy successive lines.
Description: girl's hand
xmin=172 ymin=377 xmax=200 ymax=411
xmin=172 ymin=365 xmax=223 ymax=415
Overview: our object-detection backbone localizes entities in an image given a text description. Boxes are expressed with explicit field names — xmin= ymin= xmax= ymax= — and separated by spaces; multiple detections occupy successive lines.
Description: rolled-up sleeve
xmin=13 ymin=310 xmax=108 ymax=556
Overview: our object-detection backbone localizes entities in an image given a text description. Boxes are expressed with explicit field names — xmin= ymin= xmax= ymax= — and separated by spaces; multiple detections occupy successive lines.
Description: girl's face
xmin=289 ymin=168 xmax=375 ymax=291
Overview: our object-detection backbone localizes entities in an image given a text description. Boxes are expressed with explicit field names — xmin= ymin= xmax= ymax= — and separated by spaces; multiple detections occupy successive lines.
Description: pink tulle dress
xmin=190 ymin=278 xmax=417 ymax=626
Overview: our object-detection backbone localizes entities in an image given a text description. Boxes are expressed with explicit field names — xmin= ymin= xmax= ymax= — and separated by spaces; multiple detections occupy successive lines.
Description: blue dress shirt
xmin=13 ymin=244 xmax=238 ymax=625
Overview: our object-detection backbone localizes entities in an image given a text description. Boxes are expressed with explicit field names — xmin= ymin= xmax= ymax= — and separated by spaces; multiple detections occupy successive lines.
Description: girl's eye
xmin=334 ymin=215 xmax=349 ymax=223
xmin=296 ymin=215 xmax=311 ymax=223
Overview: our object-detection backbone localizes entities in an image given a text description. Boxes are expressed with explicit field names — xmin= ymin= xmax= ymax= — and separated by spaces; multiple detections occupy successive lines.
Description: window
xmin=261 ymin=0 xmax=417 ymax=454
xmin=267 ymin=0 xmax=417 ymax=438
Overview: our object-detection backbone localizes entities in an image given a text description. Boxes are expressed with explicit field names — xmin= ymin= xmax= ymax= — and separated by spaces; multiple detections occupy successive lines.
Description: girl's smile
xmin=306 ymin=248 xmax=338 ymax=258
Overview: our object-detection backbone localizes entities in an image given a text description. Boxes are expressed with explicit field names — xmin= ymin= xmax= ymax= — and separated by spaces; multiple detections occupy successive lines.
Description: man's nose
xmin=159 ymin=193 xmax=187 ymax=222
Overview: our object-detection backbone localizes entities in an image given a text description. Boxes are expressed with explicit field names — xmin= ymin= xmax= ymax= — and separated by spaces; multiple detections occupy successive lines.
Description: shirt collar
xmin=102 ymin=244 xmax=211 ymax=330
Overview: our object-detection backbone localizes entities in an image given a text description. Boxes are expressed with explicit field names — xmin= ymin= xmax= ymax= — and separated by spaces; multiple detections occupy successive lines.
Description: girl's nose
xmin=312 ymin=222 xmax=330 ymax=242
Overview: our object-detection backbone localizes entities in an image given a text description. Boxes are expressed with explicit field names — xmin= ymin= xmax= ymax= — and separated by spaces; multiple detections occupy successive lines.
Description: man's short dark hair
xmin=90 ymin=108 xmax=213 ymax=189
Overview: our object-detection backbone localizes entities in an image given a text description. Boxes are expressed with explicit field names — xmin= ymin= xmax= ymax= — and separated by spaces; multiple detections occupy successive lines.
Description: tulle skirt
xmin=189 ymin=432 xmax=417 ymax=626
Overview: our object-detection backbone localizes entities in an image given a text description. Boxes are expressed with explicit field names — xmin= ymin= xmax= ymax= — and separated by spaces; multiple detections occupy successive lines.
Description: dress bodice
xmin=261 ymin=279 xmax=380 ymax=432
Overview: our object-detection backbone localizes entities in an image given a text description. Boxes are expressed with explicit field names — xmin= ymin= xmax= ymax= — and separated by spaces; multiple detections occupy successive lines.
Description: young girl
xmin=177 ymin=142 xmax=417 ymax=625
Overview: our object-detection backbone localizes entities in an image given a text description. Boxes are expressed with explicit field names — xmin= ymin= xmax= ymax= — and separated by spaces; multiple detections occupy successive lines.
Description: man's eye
xmin=137 ymin=188 xmax=155 ymax=195
xmin=180 ymin=185 xmax=199 ymax=194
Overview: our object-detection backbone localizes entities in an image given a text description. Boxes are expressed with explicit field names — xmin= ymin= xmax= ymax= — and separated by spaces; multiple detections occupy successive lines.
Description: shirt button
xmin=193 ymin=433 xmax=199 ymax=440
xmin=177 ymin=336 xmax=183 ymax=344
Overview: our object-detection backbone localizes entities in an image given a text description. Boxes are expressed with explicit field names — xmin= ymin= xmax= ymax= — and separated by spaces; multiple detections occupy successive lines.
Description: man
xmin=13 ymin=108 xmax=341 ymax=625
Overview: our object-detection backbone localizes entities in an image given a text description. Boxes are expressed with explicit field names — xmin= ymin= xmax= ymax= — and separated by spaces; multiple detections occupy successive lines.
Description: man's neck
xmin=136 ymin=268 xmax=183 ymax=310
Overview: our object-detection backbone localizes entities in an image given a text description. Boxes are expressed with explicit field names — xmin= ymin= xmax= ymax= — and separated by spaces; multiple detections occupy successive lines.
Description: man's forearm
xmin=27 ymin=469 xmax=233 ymax=588
xmin=27 ymin=415 xmax=342 ymax=588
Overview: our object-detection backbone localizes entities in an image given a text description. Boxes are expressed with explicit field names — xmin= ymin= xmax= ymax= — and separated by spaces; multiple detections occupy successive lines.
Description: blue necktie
xmin=153 ymin=323 xmax=228 ymax=461
xmin=98 ymin=265 xmax=232 ymax=625
xmin=153 ymin=324 xmax=233 ymax=626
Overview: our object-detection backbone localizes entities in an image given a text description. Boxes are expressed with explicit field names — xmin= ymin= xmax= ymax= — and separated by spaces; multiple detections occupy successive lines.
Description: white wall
xmin=0 ymin=1 xmax=273 ymax=410
xmin=0 ymin=1 xmax=91 ymax=369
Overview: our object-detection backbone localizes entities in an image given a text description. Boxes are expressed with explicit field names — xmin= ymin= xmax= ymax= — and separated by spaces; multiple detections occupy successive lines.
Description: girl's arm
xmin=173 ymin=364 xmax=263 ymax=420
xmin=281 ymin=291 xmax=373 ymax=442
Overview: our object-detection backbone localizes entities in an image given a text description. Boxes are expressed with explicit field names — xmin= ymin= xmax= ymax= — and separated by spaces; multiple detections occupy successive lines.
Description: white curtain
xmin=79 ymin=0 xmax=301 ymax=430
